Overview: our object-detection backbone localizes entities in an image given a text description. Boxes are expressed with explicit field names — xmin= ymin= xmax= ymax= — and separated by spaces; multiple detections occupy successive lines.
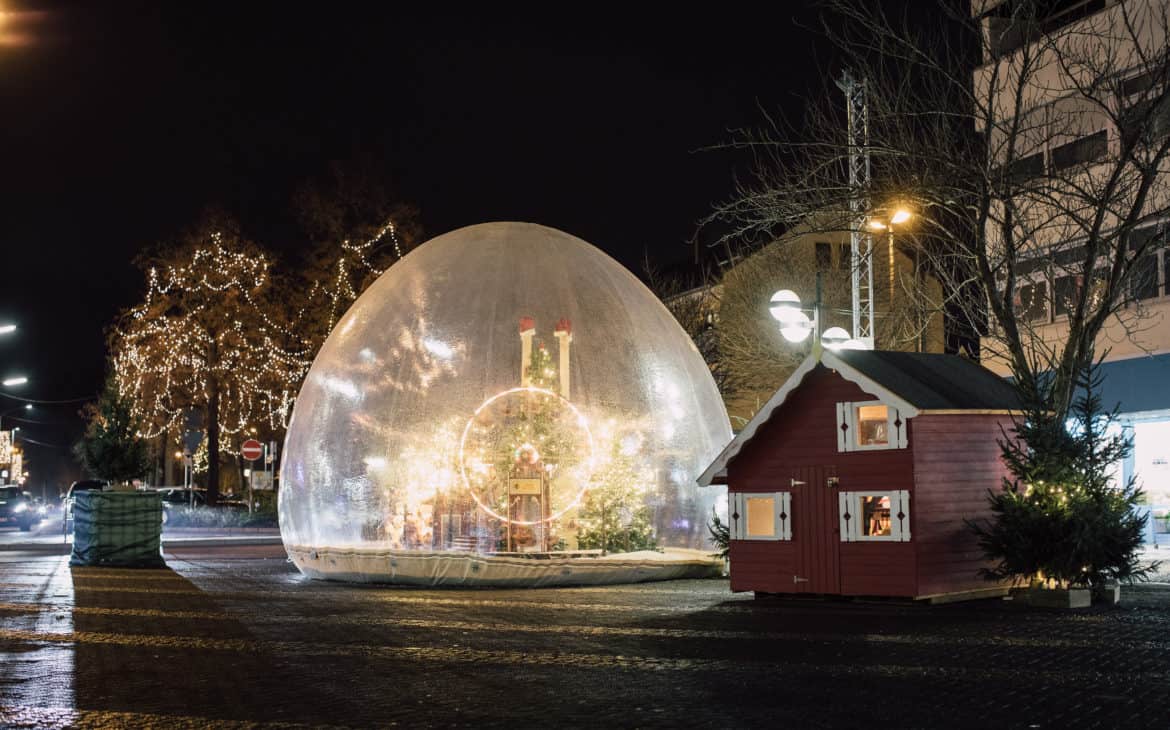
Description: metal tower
xmin=836 ymin=69 xmax=875 ymax=349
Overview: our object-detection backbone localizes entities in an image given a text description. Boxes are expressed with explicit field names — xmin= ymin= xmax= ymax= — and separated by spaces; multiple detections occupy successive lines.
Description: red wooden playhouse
xmin=699 ymin=350 xmax=1021 ymax=601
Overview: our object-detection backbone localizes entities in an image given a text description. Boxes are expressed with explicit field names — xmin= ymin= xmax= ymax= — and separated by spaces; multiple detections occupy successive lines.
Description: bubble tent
xmin=279 ymin=222 xmax=732 ymax=586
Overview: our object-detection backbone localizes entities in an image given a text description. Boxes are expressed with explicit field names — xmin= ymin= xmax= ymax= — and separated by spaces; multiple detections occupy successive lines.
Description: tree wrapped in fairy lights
xmin=111 ymin=219 xmax=310 ymax=503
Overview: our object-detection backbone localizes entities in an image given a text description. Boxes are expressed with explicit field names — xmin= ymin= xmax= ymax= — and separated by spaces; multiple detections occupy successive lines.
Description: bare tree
xmin=711 ymin=0 xmax=1170 ymax=420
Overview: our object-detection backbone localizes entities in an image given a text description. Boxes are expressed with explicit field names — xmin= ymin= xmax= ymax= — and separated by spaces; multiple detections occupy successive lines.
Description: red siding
xmin=726 ymin=365 xmax=916 ymax=597
xmin=911 ymin=414 xmax=1014 ymax=597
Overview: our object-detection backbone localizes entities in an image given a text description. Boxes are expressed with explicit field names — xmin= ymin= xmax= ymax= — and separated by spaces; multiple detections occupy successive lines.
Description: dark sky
xmin=0 ymin=2 xmax=842 ymax=491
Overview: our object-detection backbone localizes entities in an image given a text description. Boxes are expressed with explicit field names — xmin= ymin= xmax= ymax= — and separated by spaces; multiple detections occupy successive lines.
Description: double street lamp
xmin=769 ymin=273 xmax=869 ymax=351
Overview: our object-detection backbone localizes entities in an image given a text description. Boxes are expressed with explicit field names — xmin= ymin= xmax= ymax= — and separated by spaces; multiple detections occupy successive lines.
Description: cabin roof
xmin=833 ymin=350 xmax=1021 ymax=412
xmin=697 ymin=350 xmax=1021 ymax=486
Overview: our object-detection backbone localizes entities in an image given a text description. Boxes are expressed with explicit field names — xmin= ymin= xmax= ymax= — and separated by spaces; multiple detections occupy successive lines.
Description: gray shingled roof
xmin=833 ymin=350 xmax=1022 ymax=411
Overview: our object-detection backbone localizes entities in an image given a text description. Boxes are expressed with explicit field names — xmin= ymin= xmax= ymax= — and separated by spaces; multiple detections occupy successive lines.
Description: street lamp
xmin=0 ymin=403 xmax=31 ymax=431
xmin=2 ymin=376 xmax=28 ymax=387
xmin=0 ymin=324 xmax=15 ymax=335
xmin=867 ymin=206 xmax=915 ymax=305
xmin=770 ymin=273 xmax=870 ymax=351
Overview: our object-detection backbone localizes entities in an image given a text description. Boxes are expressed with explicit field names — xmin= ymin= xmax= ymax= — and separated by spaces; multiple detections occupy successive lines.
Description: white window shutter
xmin=894 ymin=490 xmax=911 ymax=542
xmin=836 ymin=402 xmax=851 ymax=452
xmin=777 ymin=491 xmax=792 ymax=541
xmin=838 ymin=491 xmax=853 ymax=542
xmin=730 ymin=492 xmax=744 ymax=540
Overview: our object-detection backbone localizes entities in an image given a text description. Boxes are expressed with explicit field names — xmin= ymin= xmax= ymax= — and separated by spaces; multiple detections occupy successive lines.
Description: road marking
xmin=0 ymin=703 xmax=352 ymax=730
xmin=1 ymin=601 xmax=1167 ymax=652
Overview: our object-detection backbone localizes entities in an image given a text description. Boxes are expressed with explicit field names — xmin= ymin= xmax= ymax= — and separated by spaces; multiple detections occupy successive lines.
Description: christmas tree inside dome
xmin=279 ymin=222 xmax=732 ymax=586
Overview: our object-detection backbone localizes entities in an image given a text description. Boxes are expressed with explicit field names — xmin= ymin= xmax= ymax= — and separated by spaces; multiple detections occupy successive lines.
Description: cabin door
xmin=789 ymin=465 xmax=841 ymax=594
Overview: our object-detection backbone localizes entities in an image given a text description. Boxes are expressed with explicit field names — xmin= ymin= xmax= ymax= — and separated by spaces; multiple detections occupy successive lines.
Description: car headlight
xmin=37 ymin=505 xmax=47 ymax=515
xmin=13 ymin=503 xmax=27 ymax=514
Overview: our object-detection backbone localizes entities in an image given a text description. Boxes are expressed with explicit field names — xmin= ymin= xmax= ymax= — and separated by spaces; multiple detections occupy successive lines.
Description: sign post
xmin=241 ymin=439 xmax=263 ymax=514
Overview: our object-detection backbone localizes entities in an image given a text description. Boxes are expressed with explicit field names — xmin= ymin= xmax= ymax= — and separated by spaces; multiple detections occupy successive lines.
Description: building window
xmin=1016 ymin=280 xmax=1049 ymax=323
xmin=1051 ymin=130 xmax=1107 ymax=171
xmin=1006 ymin=151 xmax=1045 ymax=183
xmin=1126 ymin=226 xmax=1166 ymax=302
xmin=729 ymin=492 xmax=791 ymax=541
xmin=837 ymin=243 xmax=852 ymax=271
xmin=839 ymin=490 xmax=911 ymax=542
xmin=836 ymin=400 xmax=908 ymax=452
xmin=815 ymin=242 xmax=832 ymax=271
xmin=856 ymin=404 xmax=889 ymax=446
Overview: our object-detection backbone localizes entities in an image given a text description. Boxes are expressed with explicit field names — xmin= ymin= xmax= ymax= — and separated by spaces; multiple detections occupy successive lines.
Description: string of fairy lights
xmin=112 ymin=222 xmax=406 ymax=460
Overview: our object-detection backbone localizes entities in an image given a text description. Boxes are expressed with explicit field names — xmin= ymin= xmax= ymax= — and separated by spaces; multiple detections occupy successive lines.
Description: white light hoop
xmin=458 ymin=386 xmax=596 ymax=526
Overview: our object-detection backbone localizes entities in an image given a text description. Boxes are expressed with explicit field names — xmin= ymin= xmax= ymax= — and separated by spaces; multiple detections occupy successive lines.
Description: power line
xmin=13 ymin=435 xmax=70 ymax=449
xmin=0 ymin=391 xmax=95 ymax=405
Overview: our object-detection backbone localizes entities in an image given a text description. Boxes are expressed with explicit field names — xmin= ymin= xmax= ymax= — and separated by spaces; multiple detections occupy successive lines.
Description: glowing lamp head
xmin=2 ymin=376 xmax=27 ymax=387
xmin=768 ymin=289 xmax=802 ymax=323
xmin=890 ymin=208 xmax=912 ymax=225
xmin=0 ymin=324 xmax=15 ymax=335
xmin=779 ymin=310 xmax=813 ymax=343
xmin=821 ymin=327 xmax=851 ymax=350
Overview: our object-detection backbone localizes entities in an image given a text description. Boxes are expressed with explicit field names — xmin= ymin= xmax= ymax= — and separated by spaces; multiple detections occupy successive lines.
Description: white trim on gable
xmin=697 ymin=354 xmax=820 ymax=487
xmin=696 ymin=350 xmax=922 ymax=488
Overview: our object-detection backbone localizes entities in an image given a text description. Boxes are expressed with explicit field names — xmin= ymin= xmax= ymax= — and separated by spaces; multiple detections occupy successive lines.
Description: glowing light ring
xmin=458 ymin=386 xmax=595 ymax=526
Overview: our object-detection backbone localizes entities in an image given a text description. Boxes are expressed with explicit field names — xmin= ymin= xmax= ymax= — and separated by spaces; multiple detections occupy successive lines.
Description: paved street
xmin=1 ymin=546 xmax=1169 ymax=729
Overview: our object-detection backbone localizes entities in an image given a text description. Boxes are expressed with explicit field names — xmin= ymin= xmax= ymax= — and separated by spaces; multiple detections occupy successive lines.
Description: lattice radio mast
xmin=836 ymin=69 xmax=875 ymax=348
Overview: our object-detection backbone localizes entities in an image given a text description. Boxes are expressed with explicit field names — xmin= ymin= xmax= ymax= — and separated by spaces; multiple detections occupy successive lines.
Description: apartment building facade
xmin=975 ymin=0 xmax=1170 ymax=503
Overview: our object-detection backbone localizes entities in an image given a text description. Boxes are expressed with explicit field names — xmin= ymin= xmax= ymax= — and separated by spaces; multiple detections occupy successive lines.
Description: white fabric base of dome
xmin=285 ymin=545 xmax=723 ymax=587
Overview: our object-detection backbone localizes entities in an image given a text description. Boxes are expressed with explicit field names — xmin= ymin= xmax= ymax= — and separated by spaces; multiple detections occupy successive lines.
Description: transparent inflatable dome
xmin=279 ymin=222 xmax=732 ymax=586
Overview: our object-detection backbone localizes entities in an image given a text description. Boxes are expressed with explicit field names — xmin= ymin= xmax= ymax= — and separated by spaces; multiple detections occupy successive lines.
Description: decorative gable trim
xmin=697 ymin=350 xmax=921 ymax=488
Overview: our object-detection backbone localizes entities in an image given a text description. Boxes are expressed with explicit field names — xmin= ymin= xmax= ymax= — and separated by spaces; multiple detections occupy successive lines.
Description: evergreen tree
xmin=75 ymin=377 xmax=152 ymax=485
xmin=969 ymin=360 xmax=1153 ymax=589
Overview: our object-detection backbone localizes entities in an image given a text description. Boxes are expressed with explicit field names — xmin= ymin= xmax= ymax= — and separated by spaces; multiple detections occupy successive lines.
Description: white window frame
xmin=729 ymin=491 xmax=792 ymax=541
xmin=836 ymin=400 xmax=908 ymax=452
xmin=838 ymin=490 xmax=911 ymax=542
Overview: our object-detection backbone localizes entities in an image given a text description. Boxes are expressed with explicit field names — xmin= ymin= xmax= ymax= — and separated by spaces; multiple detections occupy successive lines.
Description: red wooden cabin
xmin=699 ymin=350 xmax=1021 ymax=601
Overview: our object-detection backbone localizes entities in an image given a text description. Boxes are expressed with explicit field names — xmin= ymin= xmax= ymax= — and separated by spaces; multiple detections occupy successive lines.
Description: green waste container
xmin=70 ymin=490 xmax=165 ymax=568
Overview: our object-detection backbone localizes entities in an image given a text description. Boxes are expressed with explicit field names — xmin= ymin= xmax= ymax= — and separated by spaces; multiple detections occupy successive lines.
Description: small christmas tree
xmin=969 ymin=360 xmax=1153 ymax=590
xmin=75 ymin=377 xmax=152 ymax=485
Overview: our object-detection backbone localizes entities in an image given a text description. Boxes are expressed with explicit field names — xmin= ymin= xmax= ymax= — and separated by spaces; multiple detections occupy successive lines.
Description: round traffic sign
xmin=241 ymin=439 xmax=264 ymax=461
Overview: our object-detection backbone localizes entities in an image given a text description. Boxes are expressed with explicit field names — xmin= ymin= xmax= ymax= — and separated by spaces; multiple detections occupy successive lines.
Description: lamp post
xmin=770 ymin=272 xmax=869 ymax=353
xmin=867 ymin=207 xmax=914 ymax=314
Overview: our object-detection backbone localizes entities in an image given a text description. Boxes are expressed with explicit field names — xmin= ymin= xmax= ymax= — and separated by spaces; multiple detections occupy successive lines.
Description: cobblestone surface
xmin=1 ymin=548 xmax=1168 ymax=728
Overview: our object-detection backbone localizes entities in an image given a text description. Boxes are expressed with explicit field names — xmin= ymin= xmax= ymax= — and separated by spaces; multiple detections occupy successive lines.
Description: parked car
xmin=0 ymin=486 xmax=42 ymax=531
xmin=155 ymin=487 xmax=247 ymax=524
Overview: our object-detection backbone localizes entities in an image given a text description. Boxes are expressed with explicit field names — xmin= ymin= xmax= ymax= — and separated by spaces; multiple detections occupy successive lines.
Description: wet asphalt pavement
xmin=1 ymin=545 xmax=1169 ymax=729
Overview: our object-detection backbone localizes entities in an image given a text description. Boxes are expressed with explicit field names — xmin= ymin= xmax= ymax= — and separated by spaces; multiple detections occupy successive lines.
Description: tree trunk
xmin=207 ymin=378 xmax=220 ymax=506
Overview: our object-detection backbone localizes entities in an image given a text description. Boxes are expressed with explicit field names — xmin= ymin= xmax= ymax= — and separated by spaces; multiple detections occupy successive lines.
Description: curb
xmin=0 ymin=536 xmax=285 ymax=554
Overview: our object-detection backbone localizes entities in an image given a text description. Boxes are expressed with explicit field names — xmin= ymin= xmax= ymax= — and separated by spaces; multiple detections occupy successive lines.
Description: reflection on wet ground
xmin=2 ymin=547 xmax=1169 ymax=728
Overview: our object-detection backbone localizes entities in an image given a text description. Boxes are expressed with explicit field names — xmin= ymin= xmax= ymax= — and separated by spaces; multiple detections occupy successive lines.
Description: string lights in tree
xmin=112 ymin=232 xmax=313 ymax=499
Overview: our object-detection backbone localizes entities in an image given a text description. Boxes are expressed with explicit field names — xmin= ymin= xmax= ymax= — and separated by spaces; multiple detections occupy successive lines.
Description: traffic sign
xmin=241 ymin=439 xmax=264 ymax=461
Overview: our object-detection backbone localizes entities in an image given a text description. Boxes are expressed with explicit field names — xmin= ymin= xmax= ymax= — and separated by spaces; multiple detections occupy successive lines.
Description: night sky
xmin=0 ymin=2 xmax=843 ymax=490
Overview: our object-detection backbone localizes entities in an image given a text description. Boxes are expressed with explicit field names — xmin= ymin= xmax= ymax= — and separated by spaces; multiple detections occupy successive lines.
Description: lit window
xmin=859 ymin=495 xmax=891 ymax=537
xmin=729 ymin=492 xmax=792 ymax=541
xmin=856 ymin=405 xmax=889 ymax=447
xmin=836 ymin=401 xmax=907 ymax=451
xmin=839 ymin=490 xmax=910 ymax=542
xmin=746 ymin=497 xmax=776 ymax=537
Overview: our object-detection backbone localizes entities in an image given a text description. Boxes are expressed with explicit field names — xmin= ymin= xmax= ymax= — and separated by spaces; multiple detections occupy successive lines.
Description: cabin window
xmin=836 ymin=400 xmax=908 ymax=451
xmin=839 ymin=490 xmax=911 ymax=542
xmin=729 ymin=491 xmax=792 ymax=541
